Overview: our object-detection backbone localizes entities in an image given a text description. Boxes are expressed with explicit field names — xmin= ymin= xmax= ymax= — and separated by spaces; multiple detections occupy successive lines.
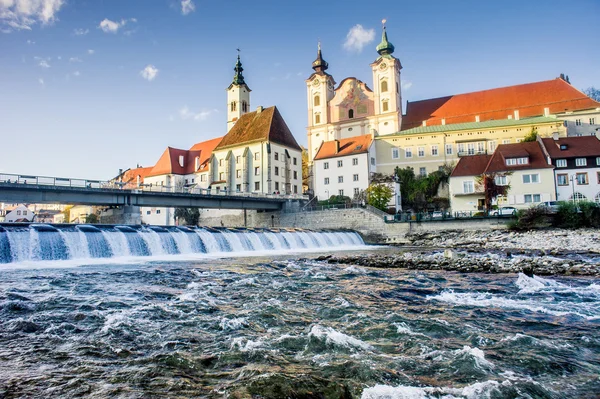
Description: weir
xmin=0 ymin=225 xmax=364 ymax=264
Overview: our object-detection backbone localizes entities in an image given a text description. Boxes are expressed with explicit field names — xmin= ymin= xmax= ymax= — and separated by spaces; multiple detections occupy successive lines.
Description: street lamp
xmin=570 ymin=174 xmax=576 ymax=203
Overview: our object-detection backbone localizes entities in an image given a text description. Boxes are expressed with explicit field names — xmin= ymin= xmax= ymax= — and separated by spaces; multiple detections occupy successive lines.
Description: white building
xmin=4 ymin=205 xmax=35 ymax=223
xmin=313 ymin=135 xmax=374 ymax=201
xmin=540 ymin=136 xmax=600 ymax=203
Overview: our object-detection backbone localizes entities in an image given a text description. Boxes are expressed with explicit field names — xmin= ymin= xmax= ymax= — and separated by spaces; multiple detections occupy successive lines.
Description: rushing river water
xmin=0 ymin=238 xmax=599 ymax=398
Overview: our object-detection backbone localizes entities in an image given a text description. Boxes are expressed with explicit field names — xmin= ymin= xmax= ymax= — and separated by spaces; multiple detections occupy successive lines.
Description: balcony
xmin=457 ymin=150 xmax=487 ymax=157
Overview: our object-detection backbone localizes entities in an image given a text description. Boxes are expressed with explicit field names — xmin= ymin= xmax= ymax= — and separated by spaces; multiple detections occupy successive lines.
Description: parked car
xmin=538 ymin=201 xmax=560 ymax=214
xmin=490 ymin=206 xmax=517 ymax=216
xmin=431 ymin=211 xmax=444 ymax=219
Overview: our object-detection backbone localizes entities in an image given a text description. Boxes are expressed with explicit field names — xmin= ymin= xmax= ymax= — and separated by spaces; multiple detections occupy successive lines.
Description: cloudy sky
xmin=1 ymin=0 xmax=599 ymax=179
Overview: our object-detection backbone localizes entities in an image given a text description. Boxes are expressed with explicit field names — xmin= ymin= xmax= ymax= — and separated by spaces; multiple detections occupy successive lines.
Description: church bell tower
xmin=227 ymin=52 xmax=251 ymax=132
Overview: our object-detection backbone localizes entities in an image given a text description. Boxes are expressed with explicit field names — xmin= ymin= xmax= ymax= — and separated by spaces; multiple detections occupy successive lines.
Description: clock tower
xmin=227 ymin=53 xmax=251 ymax=132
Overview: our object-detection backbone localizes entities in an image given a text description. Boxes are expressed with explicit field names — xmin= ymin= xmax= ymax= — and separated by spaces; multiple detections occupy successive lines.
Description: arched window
xmin=381 ymin=80 xmax=388 ymax=93
xmin=231 ymin=101 xmax=237 ymax=112
xmin=241 ymin=101 xmax=248 ymax=112
xmin=570 ymin=192 xmax=587 ymax=201
xmin=315 ymin=113 xmax=321 ymax=124
xmin=314 ymin=95 xmax=320 ymax=107
xmin=382 ymin=100 xmax=389 ymax=112
xmin=348 ymin=109 xmax=354 ymax=119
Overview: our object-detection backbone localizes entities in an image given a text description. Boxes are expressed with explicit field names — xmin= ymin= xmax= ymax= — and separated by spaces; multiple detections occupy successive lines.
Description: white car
xmin=490 ymin=206 xmax=517 ymax=216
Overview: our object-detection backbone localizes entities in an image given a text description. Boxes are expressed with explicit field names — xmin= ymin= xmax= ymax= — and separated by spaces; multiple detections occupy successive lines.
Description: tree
xmin=85 ymin=214 xmax=99 ymax=224
xmin=301 ymin=147 xmax=311 ymax=194
xmin=174 ymin=208 xmax=200 ymax=226
xmin=523 ymin=127 xmax=538 ymax=142
xmin=366 ymin=183 xmax=393 ymax=211
xmin=583 ymin=87 xmax=600 ymax=102
xmin=476 ymin=172 xmax=511 ymax=212
xmin=393 ymin=164 xmax=454 ymax=211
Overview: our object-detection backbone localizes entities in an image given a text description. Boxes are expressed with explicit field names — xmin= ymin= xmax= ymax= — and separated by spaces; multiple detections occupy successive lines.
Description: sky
xmin=1 ymin=0 xmax=599 ymax=180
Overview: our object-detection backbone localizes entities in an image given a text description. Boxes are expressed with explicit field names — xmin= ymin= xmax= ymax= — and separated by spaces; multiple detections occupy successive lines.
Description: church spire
xmin=232 ymin=50 xmax=245 ymax=85
xmin=376 ymin=19 xmax=395 ymax=56
xmin=311 ymin=41 xmax=329 ymax=73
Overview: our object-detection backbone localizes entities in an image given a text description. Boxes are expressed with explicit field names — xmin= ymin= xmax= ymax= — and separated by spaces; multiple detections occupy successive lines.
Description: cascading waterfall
xmin=0 ymin=225 xmax=365 ymax=264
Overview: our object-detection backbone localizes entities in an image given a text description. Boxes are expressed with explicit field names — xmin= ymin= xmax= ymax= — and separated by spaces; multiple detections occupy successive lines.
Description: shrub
xmin=555 ymin=201 xmax=581 ymax=229
xmin=509 ymin=206 xmax=551 ymax=230
xmin=578 ymin=201 xmax=600 ymax=228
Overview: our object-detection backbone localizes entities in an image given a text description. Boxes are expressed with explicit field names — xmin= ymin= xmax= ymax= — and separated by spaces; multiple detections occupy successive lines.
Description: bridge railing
xmin=0 ymin=173 xmax=308 ymax=201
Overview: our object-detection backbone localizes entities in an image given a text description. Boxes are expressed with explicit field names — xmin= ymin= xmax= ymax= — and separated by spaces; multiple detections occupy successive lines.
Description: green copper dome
xmin=376 ymin=26 xmax=395 ymax=56
xmin=232 ymin=55 xmax=245 ymax=85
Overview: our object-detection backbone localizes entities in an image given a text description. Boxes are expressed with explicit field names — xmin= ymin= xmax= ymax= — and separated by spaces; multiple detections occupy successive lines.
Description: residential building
xmin=449 ymin=142 xmax=555 ymax=212
xmin=4 ymin=205 xmax=35 ymax=223
xmin=539 ymin=136 xmax=600 ymax=203
xmin=35 ymin=209 xmax=62 ymax=223
xmin=313 ymin=135 xmax=374 ymax=201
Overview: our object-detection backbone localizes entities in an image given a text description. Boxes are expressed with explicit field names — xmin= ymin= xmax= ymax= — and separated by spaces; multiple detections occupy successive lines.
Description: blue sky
xmin=1 ymin=0 xmax=599 ymax=179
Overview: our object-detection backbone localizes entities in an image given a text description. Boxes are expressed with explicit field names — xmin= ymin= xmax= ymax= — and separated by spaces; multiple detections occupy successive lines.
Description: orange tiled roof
xmin=541 ymin=136 xmax=600 ymax=158
xmin=314 ymin=135 xmax=373 ymax=161
xmin=215 ymin=106 xmax=301 ymax=151
xmin=403 ymin=78 xmax=600 ymax=130
xmin=189 ymin=136 xmax=223 ymax=172
xmin=148 ymin=147 xmax=200 ymax=177
xmin=120 ymin=166 xmax=153 ymax=188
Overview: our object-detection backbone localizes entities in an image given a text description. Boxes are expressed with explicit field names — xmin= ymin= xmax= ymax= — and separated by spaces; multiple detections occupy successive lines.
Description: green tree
xmin=393 ymin=164 xmax=454 ymax=211
xmin=476 ymin=172 xmax=511 ymax=212
xmin=174 ymin=208 xmax=200 ymax=226
xmin=366 ymin=183 xmax=393 ymax=211
xmin=85 ymin=214 xmax=99 ymax=224
xmin=583 ymin=87 xmax=600 ymax=102
xmin=522 ymin=127 xmax=538 ymax=142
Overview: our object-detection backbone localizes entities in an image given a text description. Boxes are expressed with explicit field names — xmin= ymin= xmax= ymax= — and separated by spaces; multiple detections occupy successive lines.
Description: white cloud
xmin=180 ymin=0 xmax=195 ymax=15
xmin=38 ymin=59 xmax=50 ymax=68
xmin=140 ymin=64 xmax=158 ymax=81
xmin=402 ymin=81 xmax=413 ymax=91
xmin=73 ymin=28 xmax=88 ymax=35
xmin=98 ymin=17 xmax=135 ymax=33
xmin=0 ymin=0 xmax=65 ymax=32
xmin=179 ymin=106 xmax=218 ymax=121
xmin=73 ymin=70 xmax=80 ymax=77
xmin=69 ymin=56 xmax=82 ymax=63
xmin=26 ymin=39 xmax=34 ymax=44
xmin=343 ymin=24 xmax=375 ymax=53
xmin=87 ymin=49 xmax=94 ymax=54
xmin=38 ymin=77 xmax=44 ymax=85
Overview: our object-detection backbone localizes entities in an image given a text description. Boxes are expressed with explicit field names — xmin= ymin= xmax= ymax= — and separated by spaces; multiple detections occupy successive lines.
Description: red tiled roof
xmin=486 ymin=142 xmax=552 ymax=173
xmin=148 ymin=147 xmax=200 ymax=177
xmin=189 ymin=136 xmax=223 ymax=172
xmin=120 ymin=167 xmax=153 ymax=188
xmin=215 ymin=106 xmax=302 ymax=151
xmin=541 ymin=136 xmax=600 ymax=158
xmin=314 ymin=135 xmax=373 ymax=160
xmin=403 ymin=78 xmax=600 ymax=130
xmin=451 ymin=154 xmax=492 ymax=177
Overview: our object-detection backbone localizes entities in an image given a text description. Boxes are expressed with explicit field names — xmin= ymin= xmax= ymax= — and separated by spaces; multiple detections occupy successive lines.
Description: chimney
xmin=475 ymin=115 xmax=480 ymax=122
xmin=514 ymin=110 xmax=520 ymax=120
xmin=508 ymin=115 xmax=513 ymax=120
xmin=334 ymin=139 xmax=340 ymax=154
xmin=552 ymin=132 xmax=559 ymax=141
xmin=118 ymin=168 xmax=123 ymax=176
xmin=256 ymin=105 xmax=263 ymax=113
xmin=422 ymin=121 xmax=427 ymax=127
xmin=441 ymin=118 xmax=446 ymax=125
xmin=544 ymin=107 xmax=550 ymax=117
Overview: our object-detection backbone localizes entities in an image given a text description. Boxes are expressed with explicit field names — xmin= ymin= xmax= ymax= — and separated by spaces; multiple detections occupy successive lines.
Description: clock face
xmin=379 ymin=63 xmax=387 ymax=71
xmin=312 ymin=78 xmax=320 ymax=86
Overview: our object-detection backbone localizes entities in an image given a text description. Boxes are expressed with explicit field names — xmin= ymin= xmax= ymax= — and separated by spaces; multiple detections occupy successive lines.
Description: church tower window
xmin=381 ymin=80 xmax=388 ymax=93
xmin=314 ymin=95 xmax=320 ymax=107
xmin=231 ymin=101 xmax=237 ymax=111
xmin=241 ymin=101 xmax=248 ymax=112
xmin=348 ymin=109 xmax=354 ymax=119
xmin=315 ymin=113 xmax=321 ymax=124
xmin=382 ymin=100 xmax=389 ymax=112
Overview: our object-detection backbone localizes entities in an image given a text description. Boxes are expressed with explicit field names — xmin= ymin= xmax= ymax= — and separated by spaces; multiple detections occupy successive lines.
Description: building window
xmin=405 ymin=147 xmax=413 ymax=158
xmin=524 ymin=194 xmax=541 ymax=203
xmin=219 ymin=172 xmax=224 ymax=180
xmin=418 ymin=147 xmax=425 ymax=157
xmin=522 ymin=174 xmax=540 ymax=184
xmin=557 ymin=174 xmax=568 ymax=186
xmin=17 ymin=210 xmax=21 ymax=215
xmin=516 ymin=138 xmax=523 ymax=143
xmin=201 ymin=174 xmax=207 ymax=182
xmin=324 ymin=162 xmax=329 ymax=170
xmin=457 ymin=143 xmax=465 ymax=154
xmin=219 ymin=159 xmax=223 ymax=166
xmin=590 ymin=118 xmax=596 ymax=125
xmin=596 ymin=157 xmax=600 ymax=166
xmin=337 ymin=160 xmax=343 ymax=167
xmin=445 ymin=144 xmax=453 ymax=155
xmin=556 ymin=159 xmax=567 ymax=168
xmin=315 ymin=114 xmax=321 ymax=124
xmin=371 ymin=157 xmax=375 ymax=165
xmin=324 ymin=177 xmax=329 ymax=185
xmin=431 ymin=145 xmax=438 ymax=156
xmin=575 ymin=119 xmax=582 ymax=126
xmin=274 ymin=152 xmax=279 ymax=161
xmin=354 ymin=187 xmax=360 ymax=196
xmin=477 ymin=142 xmax=485 ymax=153
xmin=488 ymin=141 xmax=496 ymax=152
xmin=242 ymin=101 xmax=248 ymax=112
xmin=236 ymin=155 xmax=241 ymax=164
xmin=156 ymin=209 xmax=161 ymax=214
xmin=254 ymin=167 xmax=260 ymax=175
xmin=467 ymin=143 xmax=475 ymax=155
xmin=293 ymin=157 xmax=297 ymax=165
xmin=275 ymin=182 xmax=279 ymax=191
xmin=254 ymin=152 xmax=260 ymax=161
xmin=419 ymin=167 xmax=426 ymax=177
xmin=23 ymin=211 xmax=27 ymax=215
xmin=236 ymin=169 xmax=242 ymax=178
xmin=495 ymin=175 xmax=508 ymax=185
xmin=348 ymin=109 xmax=354 ymax=119
xmin=294 ymin=185 xmax=298 ymax=194
xmin=146 ymin=210 xmax=151 ymax=215
xmin=253 ymin=182 xmax=259 ymax=190
xmin=391 ymin=148 xmax=399 ymax=159
xmin=293 ymin=171 xmax=298 ymax=179
xmin=597 ymin=171 xmax=600 ymax=184
xmin=502 ymin=139 xmax=511 ymax=144
xmin=382 ymin=101 xmax=389 ymax=112
xmin=353 ymin=174 xmax=359 ymax=181
xmin=576 ymin=172 xmax=589 ymax=185
xmin=338 ymin=176 xmax=343 ymax=183
xmin=314 ymin=95 xmax=320 ymax=107
xmin=463 ymin=181 xmax=474 ymax=194
xmin=575 ymin=158 xmax=587 ymax=167
xmin=275 ymin=166 xmax=279 ymax=176
xmin=338 ymin=189 xmax=344 ymax=196
xmin=352 ymin=158 xmax=358 ymax=165
xmin=381 ymin=80 xmax=388 ymax=92
xmin=231 ymin=101 xmax=236 ymax=111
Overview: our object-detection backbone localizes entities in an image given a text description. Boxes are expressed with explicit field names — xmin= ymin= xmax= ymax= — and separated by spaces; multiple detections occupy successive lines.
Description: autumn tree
xmin=476 ymin=172 xmax=511 ymax=212
xmin=366 ymin=183 xmax=393 ymax=211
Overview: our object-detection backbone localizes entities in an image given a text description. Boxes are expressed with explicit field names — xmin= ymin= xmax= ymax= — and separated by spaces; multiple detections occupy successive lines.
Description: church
xmin=308 ymin=23 xmax=600 ymax=201
xmin=117 ymin=55 xmax=303 ymax=226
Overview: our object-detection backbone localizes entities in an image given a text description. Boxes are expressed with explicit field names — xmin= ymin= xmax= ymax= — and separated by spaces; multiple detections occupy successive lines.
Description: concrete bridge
xmin=0 ymin=173 xmax=305 ymax=211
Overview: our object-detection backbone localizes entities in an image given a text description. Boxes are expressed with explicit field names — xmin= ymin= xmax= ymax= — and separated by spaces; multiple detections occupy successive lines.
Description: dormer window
xmin=559 ymin=144 xmax=568 ymax=150
xmin=179 ymin=155 xmax=184 ymax=167
xmin=506 ymin=157 xmax=528 ymax=166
